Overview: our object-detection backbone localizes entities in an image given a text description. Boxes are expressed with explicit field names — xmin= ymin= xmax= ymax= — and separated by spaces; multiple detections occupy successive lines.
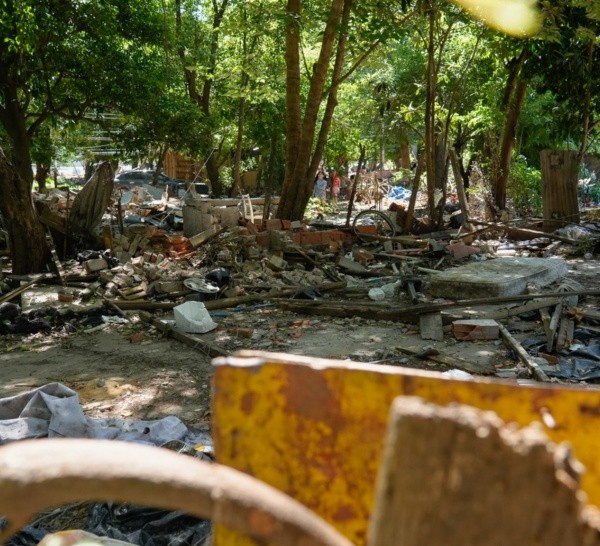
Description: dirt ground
xmin=2 ymin=252 xmax=600 ymax=429
xmin=0 ymin=304 xmax=504 ymax=428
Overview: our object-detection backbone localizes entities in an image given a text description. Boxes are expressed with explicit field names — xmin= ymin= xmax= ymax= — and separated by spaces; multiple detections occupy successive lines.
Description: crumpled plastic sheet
xmin=522 ymin=331 xmax=600 ymax=381
xmin=555 ymin=222 xmax=600 ymax=240
xmin=1 ymin=384 xmax=213 ymax=546
xmin=87 ymin=504 xmax=211 ymax=546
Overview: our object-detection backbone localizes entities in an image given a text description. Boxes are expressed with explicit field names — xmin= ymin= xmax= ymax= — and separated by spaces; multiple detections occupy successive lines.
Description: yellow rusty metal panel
xmin=212 ymin=351 xmax=600 ymax=546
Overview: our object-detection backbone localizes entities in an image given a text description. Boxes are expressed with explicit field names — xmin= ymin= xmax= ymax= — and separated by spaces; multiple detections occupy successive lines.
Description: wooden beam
xmin=138 ymin=311 xmax=227 ymax=357
xmin=498 ymin=323 xmax=549 ymax=382
xmin=395 ymin=345 xmax=495 ymax=375
xmin=470 ymin=220 xmax=578 ymax=244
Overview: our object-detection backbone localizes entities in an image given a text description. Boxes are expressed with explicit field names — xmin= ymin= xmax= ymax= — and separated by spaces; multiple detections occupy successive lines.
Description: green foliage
xmin=507 ymin=155 xmax=542 ymax=214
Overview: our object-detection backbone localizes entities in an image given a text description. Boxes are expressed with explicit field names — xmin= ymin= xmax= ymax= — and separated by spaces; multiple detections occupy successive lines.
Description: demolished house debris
xmin=5 ymin=165 xmax=600 ymax=546
xmin=3 ymin=164 xmax=600 ymax=382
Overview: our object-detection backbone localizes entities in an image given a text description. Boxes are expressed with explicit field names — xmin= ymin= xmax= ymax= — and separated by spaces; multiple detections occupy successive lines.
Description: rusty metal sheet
xmin=212 ymin=351 xmax=600 ymax=546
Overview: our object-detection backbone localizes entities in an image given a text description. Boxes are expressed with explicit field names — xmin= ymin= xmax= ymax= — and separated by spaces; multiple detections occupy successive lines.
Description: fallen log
xmin=277 ymin=291 xmax=600 ymax=324
xmin=275 ymin=299 xmax=420 ymax=323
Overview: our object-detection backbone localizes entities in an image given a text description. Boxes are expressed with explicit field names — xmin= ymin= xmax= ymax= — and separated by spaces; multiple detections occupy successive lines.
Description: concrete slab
xmin=429 ymin=257 xmax=568 ymax=298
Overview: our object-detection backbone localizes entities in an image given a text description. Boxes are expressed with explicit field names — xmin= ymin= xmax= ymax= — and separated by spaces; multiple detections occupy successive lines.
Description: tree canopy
xmin=1 ymin=0 xmax=600 ymax=272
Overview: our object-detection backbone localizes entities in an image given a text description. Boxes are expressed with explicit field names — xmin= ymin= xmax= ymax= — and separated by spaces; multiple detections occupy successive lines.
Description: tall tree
xmin=175 ymin=0 xmax=229 ymax=196
xmin=0 ymin=0 xmax=165 ymax=273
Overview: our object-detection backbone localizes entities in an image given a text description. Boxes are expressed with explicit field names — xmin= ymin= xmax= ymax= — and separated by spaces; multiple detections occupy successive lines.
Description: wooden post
xmin=449 ymin=148 xmax=472 ymax=231
xmin=368 ymin=397 xmax=595 ymax=546
xmin=540 ymin=149 xmax=580 ymax=232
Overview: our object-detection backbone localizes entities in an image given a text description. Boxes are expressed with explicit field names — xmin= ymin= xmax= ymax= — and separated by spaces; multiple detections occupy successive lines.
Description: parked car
xmin=178 ymin=181 xmax=210 ymax=197
xmin=114 ymin=170 xmax=182 ymax=189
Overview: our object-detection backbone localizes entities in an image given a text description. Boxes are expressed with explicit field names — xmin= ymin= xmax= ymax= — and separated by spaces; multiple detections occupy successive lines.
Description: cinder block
xmin=450 ymin=243 xmax=479 ymax=260
xmin=84 ymin=258 xmax=109 ymax=273
xmin=354 ymin=225 xmax=378 ymax=235
xmin=453 ymin=319 xmax=499 ymax=341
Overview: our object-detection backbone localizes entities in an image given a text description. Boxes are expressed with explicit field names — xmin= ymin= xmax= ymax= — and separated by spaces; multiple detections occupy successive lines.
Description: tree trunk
xmin=492 ymin=46 xmax=530 ymax=210
xmin=276 ymin=0 xmax=347 ymax=220
xmin=0 ymin=83 xmax=48 ymax=274
xmin=35 ymin=162 xmax=50 ymax=192
xmin=205 ymin=154 xmax=223 ymax=196
xmin=176 ymin=0 xmax=227 ymax=198
xmin=540 ymin=150 xmax=580 ymax=232
xmin=0 ymin=152 xmax=48 ymax=274
xmin=424 ymin=0 xmax=437 ymax=223
xmin=230 ymin=94 xmax=246 ymax=197
xmin=153 ymin=146 xmax=167 ymax=186
xmin=494 ymin=78 xmax=528 ymax=209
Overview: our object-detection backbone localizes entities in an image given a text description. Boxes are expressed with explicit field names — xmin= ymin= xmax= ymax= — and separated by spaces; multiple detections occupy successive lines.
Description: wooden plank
xmin=395 ymin=344 xmax=495 ymax=375
xmin=547 ymin=302 xmax=563 ymax=352
xmin=112 ymin=281 xmax=348 ymax=312
xmin=0 ymin=279 xmax=39 ymax=305
xmin=368 ymin=397 xmax=590 ymax=546
xmin=470 ymin=220 xmax=578 ymax=244
xmin=498 ymin=323 xmax=549 ymax=382
xmin=185 ymin=197 xmax=279 ymax=207
xmin=138 ymin=310 xmax=227 ymax=357
xmin=449 ymin=148 xmax=471 ymax=231
xmin=556 ymin=318 xmax=575 ymax=352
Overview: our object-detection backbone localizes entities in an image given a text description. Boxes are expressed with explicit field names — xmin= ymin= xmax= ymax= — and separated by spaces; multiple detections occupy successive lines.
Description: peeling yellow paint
xmin=212 ymin=352 xmax=600 ymax=545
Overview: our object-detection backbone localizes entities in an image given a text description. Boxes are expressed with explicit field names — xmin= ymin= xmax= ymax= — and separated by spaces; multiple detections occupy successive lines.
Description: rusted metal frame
xmin=0 ymin=439 xmax=353 ymax=546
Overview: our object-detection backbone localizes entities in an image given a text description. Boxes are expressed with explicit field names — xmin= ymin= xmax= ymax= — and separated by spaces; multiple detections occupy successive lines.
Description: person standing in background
xmin=314 ymin=171 xmax=328 ymax=206
xmin=330 ymin=169 xmax=341 ymax=206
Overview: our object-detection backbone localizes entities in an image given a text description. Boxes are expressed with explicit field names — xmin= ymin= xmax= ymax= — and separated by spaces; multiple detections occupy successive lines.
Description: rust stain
xmin=280 ymin=366 xmax=340 ymax=421
xmin=332 ymin=504 xmax=357 ymax=522
xmin=580 ymin=404 xmax=600 ymax=416
xmin=241 ymin=392 xmax=256 ymax=415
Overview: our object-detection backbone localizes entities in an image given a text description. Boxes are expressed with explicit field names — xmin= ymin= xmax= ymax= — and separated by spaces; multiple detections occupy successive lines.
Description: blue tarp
xmin=388 ymin=186 xmax=412 ymax=200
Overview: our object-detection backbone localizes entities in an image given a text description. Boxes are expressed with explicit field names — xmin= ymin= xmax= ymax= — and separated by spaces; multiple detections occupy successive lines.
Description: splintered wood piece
xmin=548 ymin=302 xmax=563 ymax=352
xmin=368 ymin=397 xmax=598 ymax=546
xmin=498 ymin=323 xmax=550 ymax=382
xmin=556 ymin=318 xmax=575 ymax=352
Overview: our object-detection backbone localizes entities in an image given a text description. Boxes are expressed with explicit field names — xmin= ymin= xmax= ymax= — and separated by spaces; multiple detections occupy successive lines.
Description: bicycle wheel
xmin=352 ymin=209 xmax=396 ymax=238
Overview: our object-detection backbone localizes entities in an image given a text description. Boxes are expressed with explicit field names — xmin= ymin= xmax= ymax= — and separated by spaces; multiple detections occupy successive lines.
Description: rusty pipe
xmin=0 ymin=439 xmax=353 ymax=546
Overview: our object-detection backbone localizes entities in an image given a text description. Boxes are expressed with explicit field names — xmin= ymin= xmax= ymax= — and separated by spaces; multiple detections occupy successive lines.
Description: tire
xmin=352 ymin=209 xmax=396 ymax=238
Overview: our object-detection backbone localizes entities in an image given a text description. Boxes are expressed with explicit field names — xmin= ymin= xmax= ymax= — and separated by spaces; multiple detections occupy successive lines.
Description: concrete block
xmin=268 ymin=254 xmax=288 ymax=270
xmin=352 ymin=248 xmax=375 ymax=264
xmin=337 ymin=256 xmax=368 ymax=274
xmin=84 ymin=258 xmax=108 ymax=273
xmin=420 ymin=312 xmax=444 ymax=341
xmin=429 ymin=257 xmax=568 ymax=298
xmin=449 ymin=242 xmax=479 ymax=259
xmin=453 ymin=319 xmax=499 ymax=341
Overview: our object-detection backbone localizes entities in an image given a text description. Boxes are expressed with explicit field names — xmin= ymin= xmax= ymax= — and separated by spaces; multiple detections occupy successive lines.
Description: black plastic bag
xmin=87 ymin=503 xmax=211 ymax=546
